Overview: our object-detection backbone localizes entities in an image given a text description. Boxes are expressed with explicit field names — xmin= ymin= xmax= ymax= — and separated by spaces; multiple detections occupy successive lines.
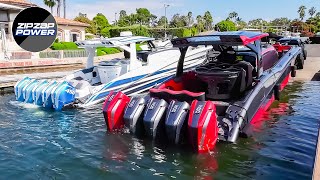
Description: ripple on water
xmin=0 ymin=81 xmax=319 ymax=179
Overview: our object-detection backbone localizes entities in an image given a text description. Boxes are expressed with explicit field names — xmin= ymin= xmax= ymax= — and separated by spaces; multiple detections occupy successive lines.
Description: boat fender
xmin=102 ymin=91 xmax=130 ymax=131
xmin=274 ymin=84 xmax=280 ymax=101
xmin=52 ymin=81 xmax=76 ymax=110
xmin=165 ymin=100 xmax=190 ymax=144
xmin=23 ymin=79 xmax=40 ymax=103
xmin=14 ymin=77 xmax=32 ymax=101
xmin=143 ymin=98 xmax=168 ymax=140
xmin=32 ymin=80 xmax=49 ymax=106
xmin=291 ymin=65 xmax=297 ymax=77
xmin=188 ymin=100 xmax=218 ymax=153
xmin=123 ymin=96 xmax=147 ymax=136
xmin=42 ymin=81 xmax=58 ymax=108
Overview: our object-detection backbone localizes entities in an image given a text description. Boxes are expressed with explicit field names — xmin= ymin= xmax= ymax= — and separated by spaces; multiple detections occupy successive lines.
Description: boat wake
xmin=9 ymin=100 xmax=40 ymax=109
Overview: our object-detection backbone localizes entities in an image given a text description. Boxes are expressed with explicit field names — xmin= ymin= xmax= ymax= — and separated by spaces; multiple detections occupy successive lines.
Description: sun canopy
xmin=75 ymin=36 xmax=155 ymax=48
xmin=171 ymin=31 xmax=269 ymax=47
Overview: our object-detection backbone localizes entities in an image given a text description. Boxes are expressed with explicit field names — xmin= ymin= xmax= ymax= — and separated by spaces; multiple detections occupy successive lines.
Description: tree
xmin=203 ymin=11 xmax=213 ymax=30
xmin=309 ymin=7 xmax=316 ymax=17
xmin=248 ymin=18 xmax=269 ymax=26
xmin=228 ymin=11 xmax=238 ymax=21
xmin=187 ymin=11 xmax=194 ymax=27
xmin=316 ymin=12 xmax=320 ymax=18
xmin=236 ymin=20 xmax=247 ymax=30
xmin=93 ymin=13 xmax=111 ymax=35
xmin=136 ymin=8 xmax=152 ymax=25
xmin=215 ymin=20 xmax=236 ymax=31
xmin=119 ymin=10 xmax=127 ymax=19
xmin=56 ymin=0 xmax=61 ymax=17
xmin=157 ymin=16 xmax=168 ymax=27
xmin=150 ymin=14 xmax=157 ymax=27
xmin=298 ymin=5 xmax=307 ymax=21
xmin=43 ymin=0 xmax=56 ymax=14
xmin=270 ymin=17 xmax=291 ymax=26
xmin=63 ymin=0 xmax=66 ymax=18
xmin=196 ymin=15 xmax=204 ymax=32
xmin=170 ymin=14 xmax=187 ymax=27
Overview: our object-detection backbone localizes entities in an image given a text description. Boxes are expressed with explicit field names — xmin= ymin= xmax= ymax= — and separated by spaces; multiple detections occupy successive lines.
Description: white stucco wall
xmin=57 ymin=24 xmax=86 ymax=42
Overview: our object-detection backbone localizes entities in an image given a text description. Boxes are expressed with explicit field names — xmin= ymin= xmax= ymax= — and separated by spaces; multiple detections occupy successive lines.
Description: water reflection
xmin=0 ymin=81 xmax=319 ymax=179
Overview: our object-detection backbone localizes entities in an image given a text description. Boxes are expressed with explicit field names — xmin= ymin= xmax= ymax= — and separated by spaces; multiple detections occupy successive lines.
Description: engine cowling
xmin=188 ymin=100 xmax=218 ymax=153
xmin=102 ymin=91 xmax=130 ymax=131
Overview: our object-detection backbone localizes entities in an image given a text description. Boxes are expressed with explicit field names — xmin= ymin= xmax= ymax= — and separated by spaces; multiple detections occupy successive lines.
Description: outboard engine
xmin=14 ymin=77 xmax=32 ymax=101
xmin=143 ymin=98 xmax=168 ymax=140
xmin=32 ymin=80 xmax=49 ymax=106
xmin=23 ymin=79 xmax=39 ymax=103
xmin=188 ymin=100 xmax=218 ymax=153
xmin=51 ymin=81 xmax=76 ymax=110
xmin=123 ymin=96 xmax=147 ymax=136
xmin=102 ymin=91 xmax=130 ymax=131
xmin=165 ymin=100 xmax=190 ymax=144
xmin=42 ymin=81 xmax=58 ymax=108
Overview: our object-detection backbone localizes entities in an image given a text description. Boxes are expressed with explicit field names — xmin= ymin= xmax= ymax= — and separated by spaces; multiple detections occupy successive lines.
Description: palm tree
xmin=55 ymin=0 xmax=61 ymax=17
xmin=63 ymin=0 xmax=66 ymax=18
xmin=298 ymin=5 xmax=307 ymax=21
xmin=228 ymin=11 xmax=238 ymax=21
xmin=203 ymin=11 xmax=213 ymax=30
xmin=187 ymin=11 xmax=193 ymax=27
xmin=309 ymin=7 xmax=316 ymax=17
xmin=196 ymin=15 xmax=204 ymax=32
xmin=44 ymin=0 xmax=56 ymax=14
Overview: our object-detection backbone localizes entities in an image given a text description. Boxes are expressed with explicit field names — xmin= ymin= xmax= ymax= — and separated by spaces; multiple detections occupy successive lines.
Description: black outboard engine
xmin=143 ymin=97 xmax=168 ymax=139
xmin=165 ymin=100 xmax=190 ymax=144
xmin=123 ymin=97 xmax=147 ymax=136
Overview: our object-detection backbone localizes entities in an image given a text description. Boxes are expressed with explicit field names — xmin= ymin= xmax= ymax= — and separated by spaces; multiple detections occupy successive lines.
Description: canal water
xmin=0 ymin=81 xmax=319 ymax=179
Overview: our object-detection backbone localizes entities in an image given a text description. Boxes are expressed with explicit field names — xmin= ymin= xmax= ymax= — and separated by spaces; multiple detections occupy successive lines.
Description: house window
xmin=70 ymin=30 xmax=81 ymax=42
xmin=0 ymin=10 xmax=9 ymax=22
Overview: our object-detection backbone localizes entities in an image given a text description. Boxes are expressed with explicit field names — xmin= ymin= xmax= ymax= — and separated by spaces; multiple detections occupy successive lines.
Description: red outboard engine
xmin=102 ymin=91 xmax=130 ymax=131
xmin=188 ymin=100 xmax=218 ymax=153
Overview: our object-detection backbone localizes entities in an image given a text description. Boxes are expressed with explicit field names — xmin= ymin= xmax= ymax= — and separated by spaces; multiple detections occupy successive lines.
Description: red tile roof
xmin=54 ymin=16 xmax=90 ymax=27
xmin=0 ymin=0 xmax=36 ymax=7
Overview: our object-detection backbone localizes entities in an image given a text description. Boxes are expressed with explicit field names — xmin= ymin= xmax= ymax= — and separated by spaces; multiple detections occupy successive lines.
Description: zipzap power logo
xmin=12 ymin=7 xmax=57 ymax=52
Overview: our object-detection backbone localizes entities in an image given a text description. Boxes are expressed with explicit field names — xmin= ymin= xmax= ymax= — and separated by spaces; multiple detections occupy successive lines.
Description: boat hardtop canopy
xmin=171 ymin=31 xmax=269 ymax=47
xmin=75 ymin=36 xmax=155 ymax=48
xmin=172 ymin=31 xmax=270 ymax=77
xmin=75 ymin=35 xmax=156 ymax=68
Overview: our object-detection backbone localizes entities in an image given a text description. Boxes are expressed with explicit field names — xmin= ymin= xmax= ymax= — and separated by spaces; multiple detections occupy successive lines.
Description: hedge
xmin=109 ymin=25 xmax=150 ymax=37
xmin=51 ymin=42 xmax=79 ymax=50
xmin=96 ymin=47 xmax=121 ymax=56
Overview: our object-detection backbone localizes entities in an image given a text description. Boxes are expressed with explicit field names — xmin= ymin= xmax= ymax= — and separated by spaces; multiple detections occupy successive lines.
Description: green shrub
xmin=85 ymin=35 xmax=94 ymax=40
xmin=51 ymin=42 xmax=79 ymax=50
xmin=96 ymin=47 xmax=121 ymax=56
xmin=109 ymin=25 xmax=150 ymax=37
xmin=96 ymin=49 xmax=107 ymax=56
xmin=168 ymin=28 xmax=192 ymax=38
xmin=215 ymin=20 xmax=236 ymax=31
xmin=136 ymin=44 xmax=142 ymax=51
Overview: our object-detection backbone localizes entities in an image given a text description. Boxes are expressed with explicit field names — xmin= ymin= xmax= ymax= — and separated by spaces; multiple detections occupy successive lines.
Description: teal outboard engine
xmin=23 ymin=79 xmax=39 ymax=103
xmin=42 ymin=81 xmax=58 ymax=108
xmin=32 ymin=80 xmax=49 ymax=106
xmin=14 ymin=77 xmax=32 ymax=101
xmin=51 ymin=81 xmax=75 ymax=110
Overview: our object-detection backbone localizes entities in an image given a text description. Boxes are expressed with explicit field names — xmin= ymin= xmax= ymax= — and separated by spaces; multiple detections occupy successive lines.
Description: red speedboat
xmin=102 ymin=31 xmax=302 ymax=153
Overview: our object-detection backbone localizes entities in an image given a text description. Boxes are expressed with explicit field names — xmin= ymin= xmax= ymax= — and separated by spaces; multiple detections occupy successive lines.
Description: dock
xmin=0 ymin=71 xmax=73 ymax=92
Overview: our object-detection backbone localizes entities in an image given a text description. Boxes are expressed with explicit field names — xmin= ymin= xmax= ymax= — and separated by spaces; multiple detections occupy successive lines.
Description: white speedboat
xmin=14 ymin=32 xmax=211 ymax=110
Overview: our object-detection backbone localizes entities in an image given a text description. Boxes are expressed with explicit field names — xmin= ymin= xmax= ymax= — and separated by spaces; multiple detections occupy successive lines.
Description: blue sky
xmin=31 ymin=0 xmax=320 ymax=23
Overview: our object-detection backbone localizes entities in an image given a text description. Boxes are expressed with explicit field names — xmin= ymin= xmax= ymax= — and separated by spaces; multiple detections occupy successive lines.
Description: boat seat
xmin=234 ymin=61 xmax=253 ymax=88
xmin=149 ymin=88 xmax=205 ymax=103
